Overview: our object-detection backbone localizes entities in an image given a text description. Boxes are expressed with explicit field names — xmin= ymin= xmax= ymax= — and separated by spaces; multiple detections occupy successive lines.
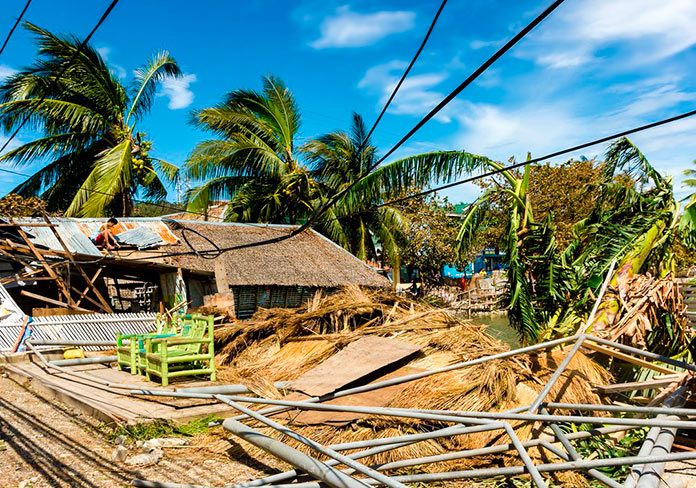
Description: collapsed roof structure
xmin=0 ymin=216 xmax=389 ymax=352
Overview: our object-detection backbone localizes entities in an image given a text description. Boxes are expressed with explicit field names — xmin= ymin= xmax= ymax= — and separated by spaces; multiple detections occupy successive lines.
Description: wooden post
xmin=391 ymin=253 xmax=401 ymax=293
xmin=42 ymin=214 xmax=113 ymax=313
xmin=8 ymin=217 xmax=75 ymax=308
xmin=214 ymin=260 xmax=230 ymax=293
xmin=212 ymin=260 xmax=235 ymax=316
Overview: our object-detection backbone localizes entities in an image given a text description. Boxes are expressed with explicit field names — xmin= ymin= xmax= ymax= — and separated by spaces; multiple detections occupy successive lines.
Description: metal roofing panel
xmin=15 ymin=217 xmax=102 ymax=256
xmin=9 ymin=217 xmax=179 ymax=256
xmin=114 ymin=226 xmax=165 ymax=249
xmin=74 ymin=218 xmax=179 ymax=245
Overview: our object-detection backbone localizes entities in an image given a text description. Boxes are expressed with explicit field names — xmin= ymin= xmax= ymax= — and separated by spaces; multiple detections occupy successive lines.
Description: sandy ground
xmin=0 ymin=375 xmax=272 ymax=488
xmin=4 ymin=371 xmax=696 ymax=488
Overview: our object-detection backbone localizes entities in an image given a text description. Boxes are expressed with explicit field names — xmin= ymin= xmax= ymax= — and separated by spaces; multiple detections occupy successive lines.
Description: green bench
xmin=142 ymin=314 xmax=216 ymax=387
xmin=116 ymin=314 xmax=178 ymax=375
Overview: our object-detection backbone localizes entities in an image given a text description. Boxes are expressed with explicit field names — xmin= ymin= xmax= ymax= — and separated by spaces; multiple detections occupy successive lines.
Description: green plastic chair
xmin=142 ymin=314 xmax=216 ymax=386
xmin=116 ymin=314 xmax=179 ymax=375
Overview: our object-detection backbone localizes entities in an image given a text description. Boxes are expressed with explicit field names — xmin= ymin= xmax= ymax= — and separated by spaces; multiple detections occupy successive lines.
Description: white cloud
xmin=358 ymin=61 xmax=453 ymax=121
xmin=96 ymin=46 xmax=126 ymax=79
xmin=522 ymin=0 xmax=696 ymax=68
xmin=0 ymin=64 xmax=17 ymax=81
xmin=311 ymin=6 xmax=415 ymax=49
xmin=454 ymin=102 xmax=590 ymax=159
xmin=160 ymin=73 xmax=197 ymax=110
xmin=469 ymin=38 xmax=505 ymax=50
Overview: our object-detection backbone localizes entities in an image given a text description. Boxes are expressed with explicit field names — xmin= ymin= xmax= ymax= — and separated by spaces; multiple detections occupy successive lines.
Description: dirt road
xmin=0 ymin=376 xmax=267 ymax=488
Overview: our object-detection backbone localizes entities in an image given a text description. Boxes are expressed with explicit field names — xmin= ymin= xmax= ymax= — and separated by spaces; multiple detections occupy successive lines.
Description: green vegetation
xmin=184 ymin=76 xmax=489 ymax=267
xmin=103 ymin=414 xmax=221 ymax=443
xmin=0 ymin=22 xmax=181 ymax=216
xmin=456 ymin=138 xmax=694 ymax=348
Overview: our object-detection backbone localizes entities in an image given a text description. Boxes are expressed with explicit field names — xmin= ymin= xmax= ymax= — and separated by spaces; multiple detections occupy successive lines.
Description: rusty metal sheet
xmin=286 ymin=366 xmax=423 ymax=426
xmin=288 ymin=335 xmax=421 ymax=397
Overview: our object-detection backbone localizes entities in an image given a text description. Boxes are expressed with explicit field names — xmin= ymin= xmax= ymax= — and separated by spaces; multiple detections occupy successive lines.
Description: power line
xmin=213 ymin=0 xmax=567 ymax=256
xmin=0 ymin=0 xmax=32 ymax=57
xmin=362 ymin=0 xmax=449 ymax=145
xmin=381 ymin=107 xmax=696 ymax=207
xmin=0 ymin=0 xmax=120 ymax=155
xmin=142 ymin=107 xmax=696 ymax=261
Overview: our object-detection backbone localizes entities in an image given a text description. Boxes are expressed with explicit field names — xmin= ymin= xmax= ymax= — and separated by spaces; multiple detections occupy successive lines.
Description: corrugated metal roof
xmin=11 ymin=217 xmax=179 ymax=256
xmin=0 ymin=283 xmax=156 ymax=352
xmin=114 ymin=226 xmax=165 ymax=249
xmin=0 ymin=313 xmax=157 ymax=352
xmin=16 ymin=217 xmax=102 ymax=256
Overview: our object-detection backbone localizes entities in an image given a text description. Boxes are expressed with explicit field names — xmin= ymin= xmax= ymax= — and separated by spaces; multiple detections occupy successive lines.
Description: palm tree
xmin=456 ymin=138 xmax=686 ymax=347
xmin=302 ymin=113 xmax=406 ymax=262
xmin=185 ymin=78 xmax=489 ymax=251
xmin=0 ymin=23 xmax=182 ymax=216
xmin=186 ymin=76 xmax=316 ymax=224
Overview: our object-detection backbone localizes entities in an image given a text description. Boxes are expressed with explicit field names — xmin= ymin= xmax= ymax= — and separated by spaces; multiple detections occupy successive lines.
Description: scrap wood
xmin=285 ymin=367 xmax=424 ymax=426
xmin=19 ymin=289 xmax=92 ymax=313
xmin=582 ymin=341 xmax=676 ymax=375
xmin=594 ymin=376 xmax=682 ymax=394
xmin=289 ymin=335 xmax=421 ymax=397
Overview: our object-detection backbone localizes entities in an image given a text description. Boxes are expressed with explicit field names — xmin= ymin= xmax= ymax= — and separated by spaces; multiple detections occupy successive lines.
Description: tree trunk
xmin=391 ymin=253 xmax=401 ymax=293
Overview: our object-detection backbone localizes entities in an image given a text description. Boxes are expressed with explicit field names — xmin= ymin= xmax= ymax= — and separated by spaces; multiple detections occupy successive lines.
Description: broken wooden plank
xmin=582 ymin=342 xmax=675 ymax=375
xmin=9 ymin=217 xmax=74 ymax=307
xmin=43 ymin=214 xmax=113 ymax=313
xmin=20 ymin=289 xmax=92 ymax=313
xmin=594 ymin=376 xmax=681 ymax=394
xmin=289 ymin=335 xmax=421 ymax=397
xmin=287 ymin=367 xmax=423 ymax=426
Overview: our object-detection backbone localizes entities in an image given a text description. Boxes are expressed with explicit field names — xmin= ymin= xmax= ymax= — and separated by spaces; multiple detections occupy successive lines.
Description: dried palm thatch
xmin=212 ymin=287 xmax=611 ymax=484
xmin=214 ymin=285 xmax=457 ymax=365
xmin=594 ymin=273 xmax=691 ymax=356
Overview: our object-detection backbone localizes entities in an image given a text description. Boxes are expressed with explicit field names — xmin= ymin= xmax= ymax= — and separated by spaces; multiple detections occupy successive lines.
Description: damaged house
xmin=0 ymin=217 xmax=388 ymax=322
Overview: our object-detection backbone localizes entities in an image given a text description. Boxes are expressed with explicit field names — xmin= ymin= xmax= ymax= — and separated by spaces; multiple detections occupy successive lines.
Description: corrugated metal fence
xmin=0 ymin=312 xmax=157 ymax=352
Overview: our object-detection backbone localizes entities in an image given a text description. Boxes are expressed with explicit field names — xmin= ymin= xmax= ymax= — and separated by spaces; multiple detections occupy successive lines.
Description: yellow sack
xmin=63 ymin=348 xmax=85 ymax=360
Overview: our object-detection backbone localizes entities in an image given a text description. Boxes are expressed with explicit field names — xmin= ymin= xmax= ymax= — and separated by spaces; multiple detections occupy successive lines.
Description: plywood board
xmin=289 ymin=335 xmax=421 ymax=397
xmin=3 ymin=359 xmax=233 ymax=425
xmin=286 ymin=366 xmax=423 ymax=426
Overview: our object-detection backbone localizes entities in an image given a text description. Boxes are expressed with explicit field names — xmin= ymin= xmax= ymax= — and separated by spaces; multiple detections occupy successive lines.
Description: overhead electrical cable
xmin=0 ymin=0 xmax=121 ymax=155
xmin=362 ymin=0 xmax=449 ymax=145
xmin=141 ymin=107 xmax=696 ymax=260
xmin=0 ymin=0 xmax=32 ymax=57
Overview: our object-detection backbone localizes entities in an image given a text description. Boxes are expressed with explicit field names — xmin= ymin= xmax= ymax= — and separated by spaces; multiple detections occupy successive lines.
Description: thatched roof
xmin=159 ymin=220 xmax=390 ymax=288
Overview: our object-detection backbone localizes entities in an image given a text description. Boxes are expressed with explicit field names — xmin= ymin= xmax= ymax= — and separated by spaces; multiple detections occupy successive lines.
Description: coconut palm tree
xmin=186 ymin=77 xmax=490 ymax=248
xmin=302 ymin=113 xmax=406 ymax=262
xmin=0 ymin=22 xmax=182 ymax=216
xmin=185 ymin=75 xmax=316 ymax=224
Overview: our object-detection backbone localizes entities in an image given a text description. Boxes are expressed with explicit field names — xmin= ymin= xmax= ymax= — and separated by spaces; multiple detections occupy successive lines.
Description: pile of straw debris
xmin=595 ymin=273 xmax=690 ymax=356
xmin=210 ymin=286 xmax=611 ymax=484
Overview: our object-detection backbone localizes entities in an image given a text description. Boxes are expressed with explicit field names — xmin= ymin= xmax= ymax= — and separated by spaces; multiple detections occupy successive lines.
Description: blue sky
xmin=1 ymin=0 xmax=695 ymax=204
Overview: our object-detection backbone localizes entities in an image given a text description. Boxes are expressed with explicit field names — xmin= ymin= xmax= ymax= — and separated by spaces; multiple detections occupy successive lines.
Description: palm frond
xmin=126 ymin=51 xmax=181 ymax=124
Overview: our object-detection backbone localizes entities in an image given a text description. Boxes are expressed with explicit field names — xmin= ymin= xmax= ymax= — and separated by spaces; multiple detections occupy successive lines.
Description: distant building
xmin=442 ymin=248 xmax=507 ymax=279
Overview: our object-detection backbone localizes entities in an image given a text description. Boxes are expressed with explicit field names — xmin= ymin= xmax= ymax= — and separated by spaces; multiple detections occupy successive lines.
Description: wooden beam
xmin=42 ymin=214 xmax=113 ymax=313
xmin=0 ymin=223 xmax=56 ymax=228
xmin=20 ymin=289 xmax=91 ymax=312
xmin=69 ymin=285 xmax=104 ymax=311
xmin=74 ymin=267 xmax=104 ymax=307
xmin=8 ymin=217 xmax=75 ymax=307
xmin=594 ymin=376 xmax=681 ymax=394
xmin=582 ymin=342 xmax=676 ymax=375
xmin=214 ymin=260 xmax=230 ymax=293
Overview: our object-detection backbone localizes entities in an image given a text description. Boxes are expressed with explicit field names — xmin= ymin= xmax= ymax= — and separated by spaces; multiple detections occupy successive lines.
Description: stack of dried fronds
xmin=595 ymin=273 xmax=690 ymax=356
xmin=210 ymin=286 xmax=610 ymax=486
xmin=214 ymin=285 xmax=457 ymax=365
